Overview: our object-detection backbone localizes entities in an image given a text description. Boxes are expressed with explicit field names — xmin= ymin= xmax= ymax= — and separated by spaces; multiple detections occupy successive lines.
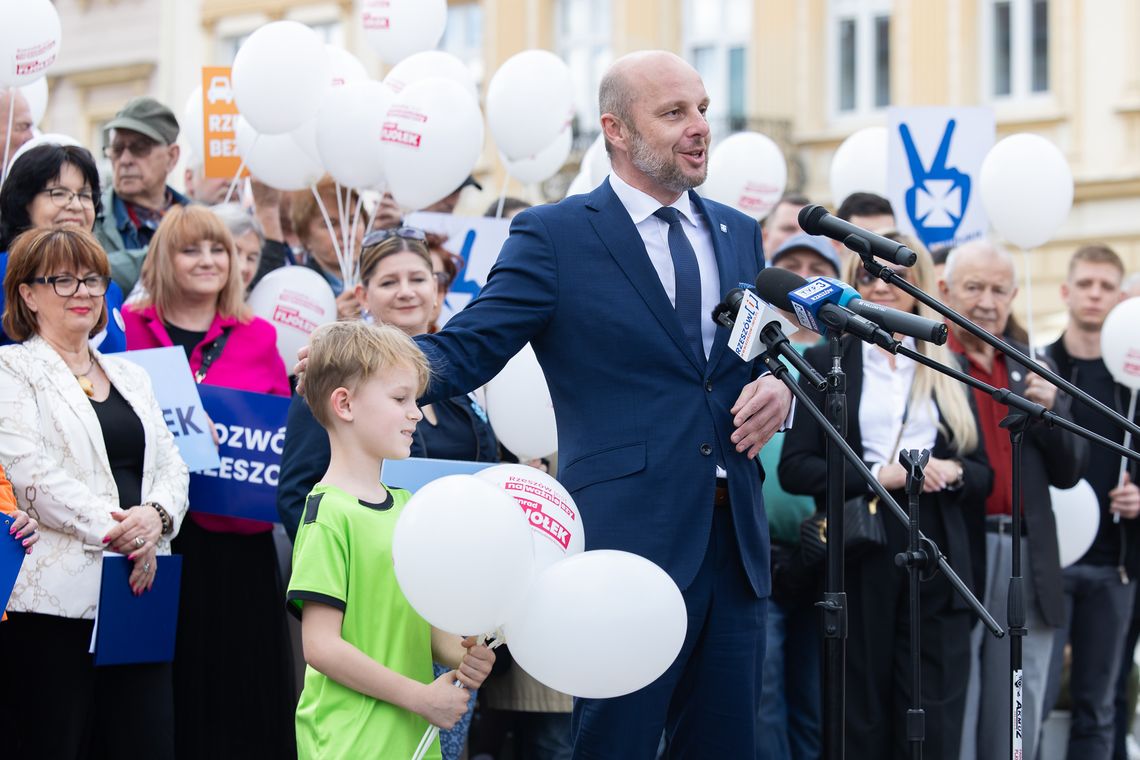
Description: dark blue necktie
xmin=653 ymin=206 xmax=705 ymax=367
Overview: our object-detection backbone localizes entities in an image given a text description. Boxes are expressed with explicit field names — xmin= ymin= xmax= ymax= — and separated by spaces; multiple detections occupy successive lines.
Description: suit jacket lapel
xmin=691 ymin=192 xmax=737 ymax=374
xmin=585 ymin=180 xmax=703 ymax=374
xmin=26 ymin=336 xmax=111 ymax=474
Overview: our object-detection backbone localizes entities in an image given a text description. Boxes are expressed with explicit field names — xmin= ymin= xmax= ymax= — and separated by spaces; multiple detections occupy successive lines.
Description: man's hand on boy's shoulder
xmin=455 ymin=636 xmax=496 ymax=691
xmin=418 ymin=671 xmax=471 ymax=730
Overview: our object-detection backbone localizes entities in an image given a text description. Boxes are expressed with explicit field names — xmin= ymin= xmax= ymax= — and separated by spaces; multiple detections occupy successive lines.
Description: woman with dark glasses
xmin=0 ymin=142 xmax=128 ymax=351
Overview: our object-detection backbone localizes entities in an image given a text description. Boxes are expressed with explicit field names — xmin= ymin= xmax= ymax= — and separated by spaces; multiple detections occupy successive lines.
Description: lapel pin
xmin=720 ymin=223 xmax=728 ymax=233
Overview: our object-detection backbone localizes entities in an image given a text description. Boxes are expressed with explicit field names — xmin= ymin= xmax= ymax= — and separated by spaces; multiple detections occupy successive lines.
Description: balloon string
xmin=334 ymin=183 xmax=349 ymax=285
xmin=0 ymin=89 xmax=15 ymax=191
xmin=222 ymin=159 xmax=247 ymax=206
xmin=1022 ymin=247 xmax=1036 ymax=355
xmin=348 ymin=193 xmax=364 ymax=288
xmin=311 ymin=184 xmax=346 ymax=287
xmin=1115 ymin=389 xmax=1138 ymax=524
xmin=411 ymin=725 xmax=438 ymax=760
xmin=495 ymin=167 xmax=510 ymax=219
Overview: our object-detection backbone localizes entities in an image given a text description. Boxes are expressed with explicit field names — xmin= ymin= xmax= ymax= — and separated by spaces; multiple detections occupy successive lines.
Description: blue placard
xmin=189 ymin=385 xmax=290 ymax=523
xmin=94 ymin=555 xmax=183 ymax=666
xmin=116 ymin=346 xmax=221 ymax=473
xmin=0 ymin=514 xmax=25 ymax=613
xmin=380 ymin=457 xmax=496 ymax=494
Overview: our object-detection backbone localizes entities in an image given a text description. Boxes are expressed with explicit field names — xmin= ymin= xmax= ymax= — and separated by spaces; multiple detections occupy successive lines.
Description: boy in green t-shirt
xmin=287 ymin=321 xmax=495 ymax=759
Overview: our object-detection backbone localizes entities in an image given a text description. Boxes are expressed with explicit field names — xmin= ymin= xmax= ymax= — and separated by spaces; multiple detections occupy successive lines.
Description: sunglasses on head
xmin=362 ymin=226 xmax=427 ymax=248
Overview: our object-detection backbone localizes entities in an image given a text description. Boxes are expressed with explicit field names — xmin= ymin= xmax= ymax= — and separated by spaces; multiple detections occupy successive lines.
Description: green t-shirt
xmin=287 ymin=483 xmax=440 ymax=760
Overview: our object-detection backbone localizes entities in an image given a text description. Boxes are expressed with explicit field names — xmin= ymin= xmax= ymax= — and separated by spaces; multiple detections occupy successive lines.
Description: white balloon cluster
xmin=0 ymin=0 xmax=61 ymax=172
xmin=392 ymin=468 xmax=687 ymax=700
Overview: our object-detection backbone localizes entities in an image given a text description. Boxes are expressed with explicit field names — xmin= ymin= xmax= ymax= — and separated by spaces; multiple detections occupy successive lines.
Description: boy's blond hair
xmin=301 ymin=321 xmax=431 ymax=428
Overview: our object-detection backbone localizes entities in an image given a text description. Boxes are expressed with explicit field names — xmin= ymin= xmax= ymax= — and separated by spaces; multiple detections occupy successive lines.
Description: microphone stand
xmin=757 ymin=330 xmax=1003 ymax=760
xmin=878 ymin=341 xmax=1140 ymax=760
xmin=897 ymin=448 xmax=934 ymax=760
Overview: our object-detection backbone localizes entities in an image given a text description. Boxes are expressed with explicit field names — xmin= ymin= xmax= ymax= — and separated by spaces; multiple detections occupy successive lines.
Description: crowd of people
xmin=0 ymin=48 xmax=1138 ymax=760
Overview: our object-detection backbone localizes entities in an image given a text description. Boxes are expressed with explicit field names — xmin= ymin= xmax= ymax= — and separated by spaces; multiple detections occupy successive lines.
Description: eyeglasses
xmin=433 ymin=271 xmax=452 ymax=288
xmin=362 ymin=226 xmax=428 ymax=248
xmin=27 ymin=274 xmax=111 ymax=297
xmin=39 ymin=188 xmax=96 ymax=209
xmin=103 ymin=140 xmax=159 ymax=160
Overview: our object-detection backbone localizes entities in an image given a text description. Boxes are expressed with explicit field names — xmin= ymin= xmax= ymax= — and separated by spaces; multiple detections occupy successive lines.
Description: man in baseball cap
xmin=94 ymin=96 xmax=191 ymax=292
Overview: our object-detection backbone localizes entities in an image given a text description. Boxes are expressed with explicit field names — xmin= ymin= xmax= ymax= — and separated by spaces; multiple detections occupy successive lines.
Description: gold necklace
xmin=73 ymin=351 xmax=96 ymax=398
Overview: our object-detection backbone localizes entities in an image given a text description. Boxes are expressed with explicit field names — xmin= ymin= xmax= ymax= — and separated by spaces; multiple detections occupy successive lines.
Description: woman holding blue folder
xmin=0 ymin=227 xmax=189 ymax=759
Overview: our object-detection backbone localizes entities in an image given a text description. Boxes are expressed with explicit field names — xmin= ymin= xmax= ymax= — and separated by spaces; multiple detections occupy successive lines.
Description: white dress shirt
xmin=608 ymin=170 xmax=721 ymax=360
xmin=859 ymin=339 xmax=939 ymax=475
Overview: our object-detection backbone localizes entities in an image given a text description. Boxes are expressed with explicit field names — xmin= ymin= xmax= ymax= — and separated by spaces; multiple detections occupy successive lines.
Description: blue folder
xmin=379 ymin=457 xmax=496 ymax=494
xmin=94 ymin=555 xmax=183 ymax=666
xmin=0 ymin=514 xmax=25 ymax=612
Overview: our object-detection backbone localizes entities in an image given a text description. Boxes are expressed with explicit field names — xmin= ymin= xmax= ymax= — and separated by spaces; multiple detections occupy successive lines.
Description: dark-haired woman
xmin=0 ymin=141 xmax=127 ymax=350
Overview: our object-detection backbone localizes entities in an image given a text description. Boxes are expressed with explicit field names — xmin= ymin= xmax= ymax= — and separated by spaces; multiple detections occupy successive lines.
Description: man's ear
xmin=600 ymin=114 xmax=625 ymax=154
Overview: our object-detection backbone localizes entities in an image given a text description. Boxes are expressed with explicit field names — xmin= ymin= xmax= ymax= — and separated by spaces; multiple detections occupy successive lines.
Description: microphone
xmin=754 ymin=268 xmax=898 ymax=351
xmin=712 ymin=288 xmax=746 ymax=329
xmin=713 ymin=284 xmax=826 ymax=389
xmin=798 ymin=204 xmax=918 ymax=267
xmin=818 ymin=276 xmax=948 ymax=345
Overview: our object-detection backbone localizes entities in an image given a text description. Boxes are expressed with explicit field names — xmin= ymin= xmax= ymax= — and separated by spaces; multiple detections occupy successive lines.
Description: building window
xmin=985 ymin=0 xmax=1050 ymax=100
xmin=556 ymin=0 xmax=611 ymax=136
xmin=441 ymin=2 xmax=484 ymax=89
xmin=683 ymin=0 xmax=751 ymax=134
xmin=830 ymin=0 xmax=891 ymax=118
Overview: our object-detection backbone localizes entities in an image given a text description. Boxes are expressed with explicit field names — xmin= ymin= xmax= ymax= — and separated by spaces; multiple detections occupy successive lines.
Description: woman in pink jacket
xmin=124 ymin=205 xmax=294 ymax=759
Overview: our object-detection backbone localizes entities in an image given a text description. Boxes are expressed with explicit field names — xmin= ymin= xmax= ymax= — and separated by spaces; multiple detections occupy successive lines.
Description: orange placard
xmin=201 ymin=67 xmax=247 ymax=180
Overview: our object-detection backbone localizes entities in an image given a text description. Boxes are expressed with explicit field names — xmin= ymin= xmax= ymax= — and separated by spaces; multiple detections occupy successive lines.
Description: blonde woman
xmin=777 ymin=233 xmax=993 ymax=760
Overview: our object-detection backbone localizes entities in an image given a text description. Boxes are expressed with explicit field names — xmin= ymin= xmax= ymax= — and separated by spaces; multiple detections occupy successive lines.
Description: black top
xmin=416 ymin=397 xmax=482 ymax=460
xmin=1068 ymin=356 xmax=1125 ymax=566
xmin=164 ymin=321 xmax=207 ymax=360
xmin=90 ymin=384 xmax=146 ymax=510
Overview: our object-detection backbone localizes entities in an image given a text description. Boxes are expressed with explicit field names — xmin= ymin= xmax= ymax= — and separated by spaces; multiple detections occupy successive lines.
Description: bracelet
xmin=144 ymin=501 xmax=173 ymax=536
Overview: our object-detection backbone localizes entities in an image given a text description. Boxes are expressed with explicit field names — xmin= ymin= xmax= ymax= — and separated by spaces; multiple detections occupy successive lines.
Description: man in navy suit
xmin=417 ymin=50 xmax=792 ymax=757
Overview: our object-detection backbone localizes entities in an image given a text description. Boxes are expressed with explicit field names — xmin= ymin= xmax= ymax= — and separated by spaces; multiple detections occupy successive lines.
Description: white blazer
xmin=0 ymin=336 xmax=189 ymax=619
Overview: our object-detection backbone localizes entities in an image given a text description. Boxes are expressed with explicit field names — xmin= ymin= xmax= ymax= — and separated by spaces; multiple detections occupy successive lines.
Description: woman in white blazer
xmin=0 ymin=227 xmax=188 ymax=760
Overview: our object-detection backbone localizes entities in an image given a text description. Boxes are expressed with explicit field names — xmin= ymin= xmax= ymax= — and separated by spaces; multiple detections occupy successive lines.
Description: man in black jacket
xmin=1042 ymin=243 xmax=1140 ymax=760
xmin=940 ymin=240 xmax=1088 ymax=760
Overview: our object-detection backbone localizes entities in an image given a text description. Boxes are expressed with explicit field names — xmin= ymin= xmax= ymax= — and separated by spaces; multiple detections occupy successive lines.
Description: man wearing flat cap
xmin=94 ymin=96 xmax=191 ymax=292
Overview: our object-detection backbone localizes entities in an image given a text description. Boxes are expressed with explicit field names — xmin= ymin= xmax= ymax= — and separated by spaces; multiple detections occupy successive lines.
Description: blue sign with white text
xmin=188 ymin=385 xmax=290 ymax=523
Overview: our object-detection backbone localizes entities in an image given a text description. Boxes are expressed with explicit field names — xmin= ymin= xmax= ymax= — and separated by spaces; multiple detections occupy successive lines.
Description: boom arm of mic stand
xmin=893 ymin=345 xmax=1140 ymax=464
xmin=756 ymin=349 xmax=1004 ymax=637
xmin=760 ymin=324 xmax=827 ymax=391
xmin=856 ymin=250 xmax=1140 ymax=441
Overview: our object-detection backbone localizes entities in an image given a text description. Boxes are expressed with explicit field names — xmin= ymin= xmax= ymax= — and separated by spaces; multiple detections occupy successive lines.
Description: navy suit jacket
xmin=417 ymin=179 xmax=771 ymax=596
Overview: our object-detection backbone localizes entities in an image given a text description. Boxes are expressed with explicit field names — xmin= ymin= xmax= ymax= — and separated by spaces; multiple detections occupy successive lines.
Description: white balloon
xmin=505 ymin=127 xmax=572 ymax=185
xmin=979 ymin=133 xmax=1073 ymax=250
xmin=383 ymin=50 xmax=478 ymax=104
xmin=316 ymin=80 xmax=391 ymax=190
xmin=235 ymin=116 xmax=324 ymax=191
xmin=19 ymin=76 xmax=47 ymax=126
xmin=289 ymin=116 xmax=322 ymax=168
xmin=231 ymin=21 xmax=330 ymax=135
xmin=1050 ymin=479 xmax=1100 ymax=568
xmin=1100 ymin=299 xmax=1140 ymax=390
xmin=381 ymin=77 xmax=484 ymax=211
xmin=181 ymin=87 xmax=204 ymax=166
xmin=582 ymin=133 xmax=611 ymax=185
xmin=247 ymin=267 xmax=337 ymax=370
xmin=393 ymin=475 xmax=536 ymax=635
xmin=325 ymin=44 xmax=368 ymax=87
xmin=483 ymin=343 xmax=558 ymax=461
xmin=0 ymin=0 xmax=61 ymax=88
xmin=475 ymin=463 xmax=584 ymax=572
xmin=359 ymin=0 xmax=447 ymax=65
xmin=564 ymin=170 xmax=594 ymax=198
xmin=702 ymin=132 xmax=788 ymax=222
xmin=7 ymin=131 xmax=81 ymax=170
xmin=487 ymin=50 xmax=575 ymax=161
xmin=829 ymin=126 xmax=888 ymax=207
xmin=503 ymin=550 xmax=687 ymax=698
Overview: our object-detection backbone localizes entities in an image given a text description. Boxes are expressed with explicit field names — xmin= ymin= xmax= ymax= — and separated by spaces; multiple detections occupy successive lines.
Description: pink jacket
xmin=123 ymin=304 xmax=290 ymax=534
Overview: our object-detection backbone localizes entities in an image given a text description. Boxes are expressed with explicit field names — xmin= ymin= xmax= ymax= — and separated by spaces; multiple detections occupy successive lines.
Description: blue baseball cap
xmin=770 ymin=232 xmax=842 ymax=277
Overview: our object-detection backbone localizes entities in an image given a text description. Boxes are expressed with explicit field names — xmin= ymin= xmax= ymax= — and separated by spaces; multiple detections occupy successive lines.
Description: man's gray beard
xmin=628 ymin=129 xmax=706 ymax=194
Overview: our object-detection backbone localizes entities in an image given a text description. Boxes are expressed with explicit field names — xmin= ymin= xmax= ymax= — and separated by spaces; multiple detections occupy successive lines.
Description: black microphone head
xmin=797 ymin=204 xmax=830 ymax=235
xmin=725 ymin=288 xmax=745 ymax=309
xmin=754 ymin=267 xmax=808 ymax=312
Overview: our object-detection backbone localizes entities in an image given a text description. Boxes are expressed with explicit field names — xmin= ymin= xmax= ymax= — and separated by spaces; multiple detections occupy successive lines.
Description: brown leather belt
xmin=714 ymin=478 xmax=730 ymax=507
